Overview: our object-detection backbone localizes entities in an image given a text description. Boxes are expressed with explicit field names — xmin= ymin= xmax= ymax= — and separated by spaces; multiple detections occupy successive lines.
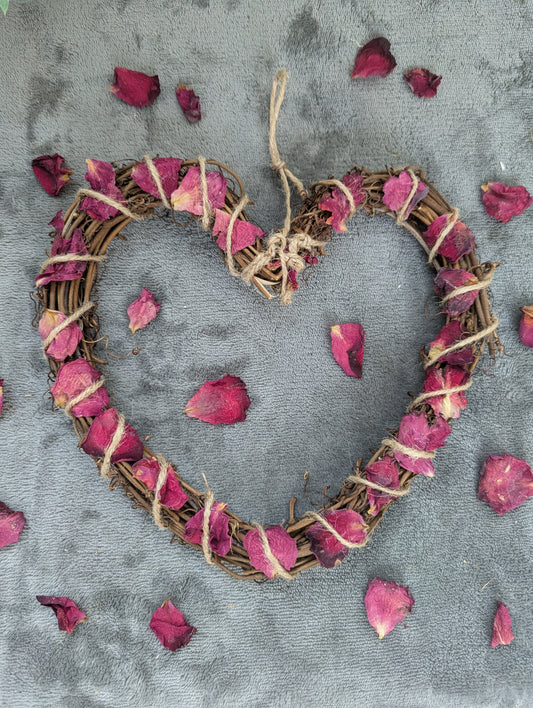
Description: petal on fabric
xmin=127 ymin=288 xmax=161 ymax=333
xmin=481 ymin=182 xmax=532 ymax=223
xmin=110 ymin=67 xmax=161 ymax=107
xmin=364 ymin=578 xmax=414 ymax=639
xmin=330 ymin=323 xmax=365 ymax=378
xmin=0 ymin=501 xmax=26 ymax=549
xmin=404 ymin=68 xmax=442 ymax=98
xmin=149 ymin=599 xmax=197 ymax=651
xmin=176 ymin=83 xmax=202 ymax=123
xmin=184 ymin=375 xmax=250 ymax=425
xmin=36 ymin=596 xmax=87 ymax=634
xmin=32 ymin=153 xmax=72 ymax=196
xmin=351 ymin=37 xmax=397 ymax=78
xmin=478 ymin=454 xmax=533 ymax=515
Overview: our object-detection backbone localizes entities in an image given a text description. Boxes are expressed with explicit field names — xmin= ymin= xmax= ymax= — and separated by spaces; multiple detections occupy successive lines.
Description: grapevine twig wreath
xmin=34 ymin=70 xmax=501 ymax=581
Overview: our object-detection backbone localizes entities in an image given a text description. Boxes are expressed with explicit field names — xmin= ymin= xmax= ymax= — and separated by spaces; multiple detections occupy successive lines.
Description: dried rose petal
xmin=50 ymin=359 xmax=109 ymax=418
xmin=365 ymin=456 xmax=401 ymax=516
xmin=127 ymin=288 xmax=161 ymax=334
xmin=330 ymin=323 xmax=365 ymax=378
xmin=364 ymin=578 xmax=414 ymax=639
xmin=434 ymin=267 xmax=479 ymax=318
xmin=36 ymin=596 xmax=87 ymax=634
xmin=182 ymin=501 xmax=232 ymax=556
xmin=481 ymin=182 xmax=532 ymax=223
xmin=35 ymin=225 xmax=89 ymax=288
xmin=393 ymin=411 xmax=451 ymax=477
xmin=478 ymin=454 xmax=533 ymax=515
xmin=304 ymin=252 xmax=318 ymax=266
xmin=421 ymin=365 xmax=470 ymax=419
xmin=213 ymin=209 xmax=265 ymax=254
xmin=170 ymin=166 xmax=227 ymax=216
xmin=39 ymin=308 xmax=83 ymax=362
xmin=184 ymin=374 xmax=250 ymax=425
xmin=0 ymin=501 xmax=26 ymax=549
xmin=404 ymin=68 xmax=442 ymax=98
xmin=427 ymin=320 xmax=475 ymax=367
xmin=32 ymin=153 xmax=72 ymax=196
xmin=287 ymin=268 xmax=299 ymax=291
xmin=0 ymin=378 xmax=3 ymax=416
xmin=519 ymin=305 xmax=533 ymax=347
xmin=491 ymin=602 xmax=514 ymax=648
xmin=150 ymin=599 xmax=196 ymax=651
xmin=110 ymin=67 xmax=161 ymax=107
xmin=131 ymin=458 xmax=188 ymax=511
xmin=423 ymin=214 xmax=475 ymax=263
xmin=80 ymin=408 xmax=144 ymax=464
xmin=305 ymin=509 xmax=367 ymax=568
xmin=81 ymin=159 xmax=125 ymax=221
xmin=176 ymin=83 xmax=201 ymax=123
xmin=131 ymin=158 xmax=183 ymax=201
xmin=243 ymin=525 xmax=298 ymax=579
xmin=318 ymin=173 xmax=366 ymax=233
xmin=382 ymin=171 xmax=429 ymax=218
xmin=351 ymin=37 xmax=396 ymax=79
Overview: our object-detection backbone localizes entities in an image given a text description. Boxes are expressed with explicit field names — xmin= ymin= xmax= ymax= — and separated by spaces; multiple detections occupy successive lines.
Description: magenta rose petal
xmin=478 ymin=454 xmax=533 ymax=515
xmin=110 ymin=67 xmax=161 ymax=107
xmin=213 ymin=209 xmax=266 ymax=254
xmin=150 ymin=599 xmax=196 ymax=651
xmin=182 ymin=501 xmax=232 ymax=556
xmin=131 ymin=158 xmax=183 ymax=201
xmin=330 ymin=323 xmax=365 ymax=378
xmin=35 ymin=227 xmax=89 ymax=288
xmin=351 ymin=37 xmax=396 ymax=79
xmin=481 ymin=182 xmax=532 ymax=223
xmin=433 ymin=267 xmax=479 ymax=317
xmin=81 ymin=159 xmax=126 ymax=221
xmin=184 ymin=374 xmax=250 ymax=425
xmin=127 ymin=288 xmax=161 ymax=333
xmin=32 ymin=153 xmax=72 ymax=196
xmin=421 ymin=365 xmax=470 ymax=419
xmin=50 ymin=359 xmax=109 ymax=418
xmin=80 ymin=408 xmax=144 ymax=464
xmin=305 ymin=509 xmax=367 ymax=568
xmin=427 ymin=320 xmax=475 ymax=367
xmin=171 ymin=166 xmax=227 ymax=216
xmin=318 ymin=173 xmax=366 ymax=233
xmin=423 ymin=214 xmax=475 ymax=263
xmin=39 ymin=308 xmax=83 ymax=362
xmin=176 ymin=83 xmax=202 ymax=123
xmin=393 ymin=411 xmax=451 ymax=477
xmin=404 ymin=68 xmax=442 ymax=98
xmin=0 ymin=502 xmax=26 ymax=549
xmin=131 ymin=458 xmax=189 ymax=511
xmin=364 ymin=578 xmax=414 ymax=639
xmin=365 ymin=457 xmax=401 ymax=516
xmin=491 ymin=602 xmax=514 ymax=648
xmin=36 ymin=596 xmax=87 ymax=634
xmin=243 ymin=525 xmax=298 ymax=579
xmin=519 ymin=305 xmax=533 ymax=347
xmin=382 ymin=171 xmax=429 ymax=218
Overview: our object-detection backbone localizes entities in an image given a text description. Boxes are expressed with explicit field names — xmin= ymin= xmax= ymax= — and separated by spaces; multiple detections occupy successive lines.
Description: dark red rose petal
xmin=184 ymin=374 xmax=250 ymax=425
xmin=150 ymin=599 xmax=197 ymax=651
xmin=478 ymin=454 xmax=533 ymax=515
xmin=36 ymin=596 xmax=87 ymax=634
xmin=404 ymin=68 xmax=442 ymax=98
xmin=351 ymin=37 xmax=396 ymax=79
xmin=110 ymin=67 xmax=161 ymax=107
xmin=481 ymin=182 xmax=532 ymax=223
xmin=176 ymin=83 xmax=202 ymax=123
xmin=32 ymin=153 xmax=72 ymax=196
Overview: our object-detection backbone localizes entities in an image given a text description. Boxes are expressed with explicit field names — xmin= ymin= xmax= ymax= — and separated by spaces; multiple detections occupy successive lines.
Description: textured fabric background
xmin=0 ymin=1 xmax=532 ymax=706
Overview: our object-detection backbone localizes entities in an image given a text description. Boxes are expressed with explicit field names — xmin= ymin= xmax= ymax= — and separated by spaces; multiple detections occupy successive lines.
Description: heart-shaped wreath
xmin=34 ymin=71 xmax=500 ymax=581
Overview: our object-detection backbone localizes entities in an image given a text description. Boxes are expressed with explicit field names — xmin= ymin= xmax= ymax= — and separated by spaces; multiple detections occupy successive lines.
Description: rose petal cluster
xmin=131 ymin=158 xmax=183 ymax=201
xmin=393 ymin=411 xmax=451 ymax=477
xmin=433 ymin=267 xmax=479 ymax=317
xmin=213 ymin=209 xmax=266 ymax=254
xmin=421 ymin=365 xmax=470 ymax=419
xmin=318 ymin=172 xmax=366 ymax=232
xmin=427 ymin=321 xmax=474 ymax=367
xmin=35 ymin=212 xmax=89 ymax=288
xmin=365 ymin=457 xmax=401 ymax=516
xmin=132 ymin=458 xmax=189 ymax=511
xmin=423 ymin=214 xmax=475 ymax=263
xmin=80 ymin=408 xmax=144 ymax=464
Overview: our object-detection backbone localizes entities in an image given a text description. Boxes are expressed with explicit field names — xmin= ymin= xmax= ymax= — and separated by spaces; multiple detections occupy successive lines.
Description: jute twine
xmin=152 ymin=453 xmax=170 ymax=529
xmin=143 ymin=154 xmax=171 ymax=209
xmin=347 ymin=473 xmax=409 ymax=497
xmin=100 ymin=412 xmax=126 ymax=479
xmin=201 ymin=473 xmax=216 ymax=565
xmin=441 ymin=272 xmax=493 ymax=305
xmin=63 ymin=376 xmax=106 ymax=418
xmin=408 ymin=379 xmax=473 ymax=411
xmin=250 ymin=522 xmax=293 ymax=580
xmin=427 ymin=209 xmax=459 ymax=264
xmin=424 ymin=317 xmax=499 ymax=369
xmin=41 ymin=300 xmax=95 ymax=354
xmin=304 ymin=511 xmax=369 ymax=549
xmin=39 ymin=253 xmax=107 ymax=270
xmin=381 ymin=438 xmax=436 ymax=460
xmin=396 ymin=168 xmax=420 ymax=224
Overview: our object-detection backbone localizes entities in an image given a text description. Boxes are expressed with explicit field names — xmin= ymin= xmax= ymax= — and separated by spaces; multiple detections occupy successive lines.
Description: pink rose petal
xmin=243 ymin=525 xmax=298 ymax=579
xmin=36 ymin=596 xmax=87 ymax=634
xmin=182 ymin=501 xmax=232 ymax=556
xmin=421 ymin=365 xmax=470 ymax=419
xmin=171 ymin=166 xmax=227 ymax=216
xmin=35 ymin=225 xmax=89 ymax=288
xmin=213 ymin=209 xmax=266 ymax=254
xmin=127 ymin=288 xmax=161 ymax=334
xmin=80 ymin=408 xmax=144 ymax=464
xmin=110 ymin=67 xmax=161 ymax=107
xmin=365 ymin=456 xmax=401 ymax=516
xmin=184 ymin=374 xmax=250 ymax=425
xmin=427 ymin=320 xmax=475 ymax=367
xmin=32 ymin=153 xmax=72 ymax=196
xmin=305 ymin=509 xmax=367 ymax=568
xmin=318 ymin=172 xmax=366 ymax=233
xmin=423 ymin=214 xmax=475 ymax=263
xmin=478 ymin=454 xmax=533 ymax=515
xmin=131 ymin=458 xmax=188 ymax=511
xmin=404 ymin=68 xmax=442 ymax=98
xmin=39 ymin=308 xmax=83 ymax=362
xmin=351 ymin=37 xmax=396 ymax=79
xmin=0 ymin=502 xmax=26 ymax=549
xmin=150 ymin=599 xmax=196 ymax=651
xmin=50 ymin=359 xmax=109 ymax=418
xmin=519 ymin=305 xmax=533 ymax=347
xmin=393 ymin=411 xmax=451 ymax=477
xmin=330 ymin=323 xmax=365 ymax=378
xmin=364 ymin=578 xmax=414 ymax=639
xmin=491 ymin=602 xmax=514 ymax=648
xmin=382 ymin=171 xmax=429 ymax=218
xmin=81 ymin=159 xmax=125 ymax=221
xmin=433 ymin=267 xmax=479 ymax=318
xmin=482 ymin=182 xmax=532 ymax=223
xmin=176 ymin=83 xmax=202 ymax=123
xmin=131 ymin=158 xmax=183 ymax=201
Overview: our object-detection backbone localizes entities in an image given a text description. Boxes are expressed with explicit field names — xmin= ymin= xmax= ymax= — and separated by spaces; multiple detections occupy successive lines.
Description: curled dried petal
xmin=351 ymin=37 xmax=396 ymax=79
xmin=80 ymin=408 xmax=144 ymax=464
xmin=305 ymin=509 xmax=367 ymax=568
xmin=184 ymin=374 xmax=250 ymax=425
xmin=39 ymin=308 xmax=83 ymax=362
xmin=171 ymin=166 xmax=227 ymax=216
xmin=330 ymin=323 xmax=365 ymax=378
xmin=433 ymin=267 xmax=479 ymax=318
xmin=51 ymin=359 xmax=109 ymax=418
xmin=318 ymin=173 xmax=366 ymax=233
xmin=81 ymin=159 xmax=125 ymax=221
xmin=0 ymin=501 xmax=26 ymax=549
xmin=213 ymin=209 xmax=265 ymax=254
xmin=394 ymin=411 xmax=451 ymax=477
xmin=182 ymin=501 xmax=232 ymax=556
xmin=131 ymin=158 xmax=183 ymax=201
xmin=427 ymin=320 xmax=475 ymax=367
xmin=404 ymin=68 xmax=442 ymax=98
xmin=365 ymin=457 xmax=401 ymax=516
xmin=243 ymin=525 xmax=298 ymax=579
xmin=364 ymin=578 xmax=414 ymax=639
xmin=35 ymin=228 xmax=88 ymax=288
xmin=110 ymin=67 xmax=161 ymax=107
xmin=423 ymin=214 xmax=475 ymax=263
xmin=421 ymin=365 xmax=470 ymax=419
xmin=36 ymin=596 xmax=87 ymax=634
xmin=127 ymin=288 xmax=161 ymax=333
xmin=32 ymin=153 xmax=72 ymax=196
xmin=150 ymin=599 xmax=197 ymax=651
xmin=519 ymin=305 xmax=533 ymax=347
xmin=382 ymin=171 xmax=429 ymax=218
xmin=176 ymin=83 xmax=201 ymax=123
xmin=131 ymin=458 xmax=188 ymax=511
xmin=481 ymin=182 xmax=532 ymax=223
xmin=478 ymin=454 xmax=533 ymax=515
xmin=491 ymin=602 xmax=514 ymax=648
